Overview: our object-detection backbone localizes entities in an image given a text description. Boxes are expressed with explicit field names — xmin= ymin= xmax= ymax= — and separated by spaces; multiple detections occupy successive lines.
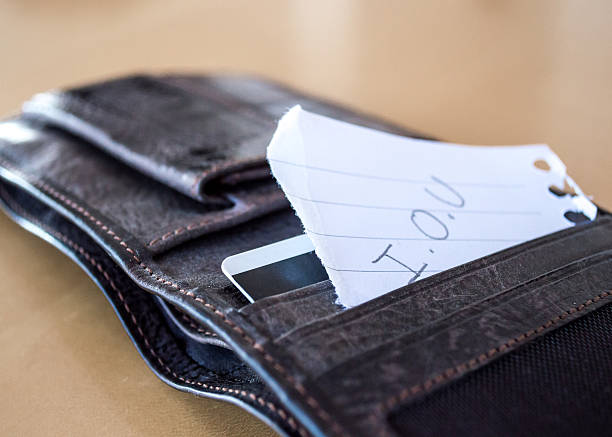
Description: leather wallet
xmin=0 ymin=74 xmax=610 ymax=437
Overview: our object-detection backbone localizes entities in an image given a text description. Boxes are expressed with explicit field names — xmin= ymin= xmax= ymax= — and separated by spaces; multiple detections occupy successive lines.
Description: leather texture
xmin=0 ymin=74 xmax=610 ymax=437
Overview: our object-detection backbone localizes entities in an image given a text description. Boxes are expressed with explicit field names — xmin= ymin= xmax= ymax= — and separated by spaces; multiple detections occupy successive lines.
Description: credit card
xmin=221 ymin=234 xmax=328 ymax=303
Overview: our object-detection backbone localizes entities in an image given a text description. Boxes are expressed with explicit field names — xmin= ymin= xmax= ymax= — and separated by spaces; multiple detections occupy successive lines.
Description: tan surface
xmin=0 ymin=1 xmax=611 ymax=436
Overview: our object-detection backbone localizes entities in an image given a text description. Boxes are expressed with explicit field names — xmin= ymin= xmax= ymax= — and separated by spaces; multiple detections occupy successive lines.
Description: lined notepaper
xmin=267 ymin=106 xmax=597 ymax=307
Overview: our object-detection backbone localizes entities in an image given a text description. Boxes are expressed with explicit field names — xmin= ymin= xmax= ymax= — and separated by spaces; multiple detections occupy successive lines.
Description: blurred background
xmin=1 ymin=1 xmax=610 ymax=436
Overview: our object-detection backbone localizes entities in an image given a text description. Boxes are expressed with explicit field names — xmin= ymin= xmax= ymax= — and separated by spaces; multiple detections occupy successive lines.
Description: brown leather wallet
xmin=0 ymin=74 xmax=610 ymax=437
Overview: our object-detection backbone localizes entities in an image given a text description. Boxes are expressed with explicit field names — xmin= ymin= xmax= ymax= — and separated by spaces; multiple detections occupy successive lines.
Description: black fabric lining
xmin=388 ymin=301 xmax=612 ymax=437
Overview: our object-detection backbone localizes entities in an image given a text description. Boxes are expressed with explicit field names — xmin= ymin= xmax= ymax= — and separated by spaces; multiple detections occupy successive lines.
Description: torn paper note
xmin=267 ymin=105 xmax=597 ymax=307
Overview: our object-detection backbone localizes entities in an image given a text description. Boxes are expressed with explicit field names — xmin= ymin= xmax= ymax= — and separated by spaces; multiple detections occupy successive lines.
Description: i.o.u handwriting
xmin=371 ymin=175 xmax=465 ymax=283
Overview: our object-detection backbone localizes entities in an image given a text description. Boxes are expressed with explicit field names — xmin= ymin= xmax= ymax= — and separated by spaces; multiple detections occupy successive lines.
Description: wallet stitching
xmin=0 ymin=185 xmax=308 ymax=437
xmin=66 ymin=236 xmax=308 ymax=437
xmin=147 ymin=188 xmax=287 ymax=247
xmin=0 ymin=157 xmax=346 ymax=437
xmin=372 ymin=288 xmax=612 ymax=423
xmin=179 ymin=313 xmax=218 ymax=337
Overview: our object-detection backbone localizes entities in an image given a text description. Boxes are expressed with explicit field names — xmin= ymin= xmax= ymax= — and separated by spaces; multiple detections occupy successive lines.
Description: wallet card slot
xmin=239 ymin=216 xmax=612 ymax=347
xmin=155 ymin=296 xmax=228 ymax=348
xmin=242 ymin=221 xmax=612 ymax=437
xmin=318 ymin=256 xmax=612 ymax=436
xmin=151 ymin=209 xmax=304 ymax=306
xmin=310 ymin=248 xmax=612 ymax=379
xmin=238 ymin=281 xmax=339 ymax=339
xmin=215 ymin=214 xmax=612 ymax=437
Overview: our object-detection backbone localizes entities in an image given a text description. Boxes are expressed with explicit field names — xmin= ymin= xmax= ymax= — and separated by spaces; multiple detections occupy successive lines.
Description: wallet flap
xmin=22 ymin=75 xmax=277 ymax=204
xmin=22 ymin=75 xmax=426 ymax=205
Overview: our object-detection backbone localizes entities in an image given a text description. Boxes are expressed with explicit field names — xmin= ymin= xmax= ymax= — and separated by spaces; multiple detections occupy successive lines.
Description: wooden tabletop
xmin=1 ymin=1 xmax=610 ymax=435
